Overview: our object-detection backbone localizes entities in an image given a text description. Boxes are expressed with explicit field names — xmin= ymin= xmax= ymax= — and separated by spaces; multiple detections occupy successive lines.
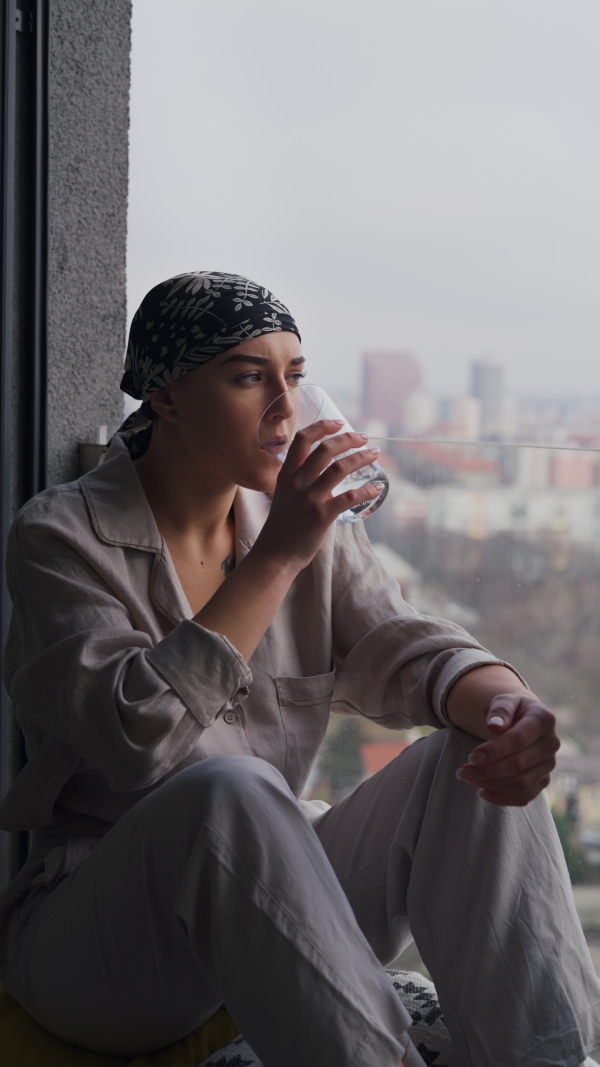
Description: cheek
xmin=176 ymin=378 xmax=287 ymax=484
xmin=181 ymin=400 xmax=241 ymax=453
xmin=183 ymin=400 xmax=274 ymax=482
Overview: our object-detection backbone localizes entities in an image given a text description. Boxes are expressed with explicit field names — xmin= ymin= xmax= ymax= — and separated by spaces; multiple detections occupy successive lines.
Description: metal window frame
xmin=0 ymin=0 xmax=49 ymax=890
xmin=26 ymin=0 xmax=49 ymax=501
xmin=0 ymin=0 xmax=18 ymax=893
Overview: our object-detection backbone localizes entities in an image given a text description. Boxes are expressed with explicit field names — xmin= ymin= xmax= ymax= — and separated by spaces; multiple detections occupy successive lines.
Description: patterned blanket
xmin=198 ymin=969 xmax=454 ymax=1067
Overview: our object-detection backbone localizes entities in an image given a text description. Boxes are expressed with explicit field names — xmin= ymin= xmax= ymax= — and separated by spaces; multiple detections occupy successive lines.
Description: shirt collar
xmin=80 ymin=431 xmax=271 ymax=559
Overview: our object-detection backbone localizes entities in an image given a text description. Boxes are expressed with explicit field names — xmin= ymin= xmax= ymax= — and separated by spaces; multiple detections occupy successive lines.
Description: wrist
xmin=249 ymin=533 xmax=307 ymax=578
xmin=446 ymin=664 xmax=531 ymax=738
xmin=244 ymin=541 xmax=305 ymax=587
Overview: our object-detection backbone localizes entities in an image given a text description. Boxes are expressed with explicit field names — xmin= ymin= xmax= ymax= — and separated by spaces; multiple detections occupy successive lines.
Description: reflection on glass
xmin=304 ymin=439 xmax=600 ymax=975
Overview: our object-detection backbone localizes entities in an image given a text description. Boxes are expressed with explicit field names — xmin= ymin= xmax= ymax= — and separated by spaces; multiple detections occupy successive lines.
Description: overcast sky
xmin=127 ymin=0 xmax=599 ymax=402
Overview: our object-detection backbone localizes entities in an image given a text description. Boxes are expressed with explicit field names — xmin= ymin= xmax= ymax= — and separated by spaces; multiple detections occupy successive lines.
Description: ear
xmin=149 ymin=384 xmax=177 ymax=423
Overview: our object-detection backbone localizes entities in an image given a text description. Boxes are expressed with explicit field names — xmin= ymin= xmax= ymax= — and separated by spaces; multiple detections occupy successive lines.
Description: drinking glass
xmin=257 ymin=383 xmax=389 ymax=523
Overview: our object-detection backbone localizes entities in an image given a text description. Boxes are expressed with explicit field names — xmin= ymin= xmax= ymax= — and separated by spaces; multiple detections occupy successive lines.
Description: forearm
xmin=445 ymin=663 xmax=533 ymax=740
xmin=193 ymin=544 xmax=300 ymax=663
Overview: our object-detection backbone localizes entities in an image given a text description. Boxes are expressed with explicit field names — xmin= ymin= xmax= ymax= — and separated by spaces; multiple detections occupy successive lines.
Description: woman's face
xmin=158 ymin=331 xmax=305 ymax=492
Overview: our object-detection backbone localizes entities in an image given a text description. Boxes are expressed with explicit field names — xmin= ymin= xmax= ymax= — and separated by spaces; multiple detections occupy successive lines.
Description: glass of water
xmin=257 ymin=383 xmax=389 ymax=523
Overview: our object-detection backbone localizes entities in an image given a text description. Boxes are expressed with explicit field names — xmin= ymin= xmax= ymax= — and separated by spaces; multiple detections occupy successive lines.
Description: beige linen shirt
xmin=1 ymin=432 xmax=515 ymax=848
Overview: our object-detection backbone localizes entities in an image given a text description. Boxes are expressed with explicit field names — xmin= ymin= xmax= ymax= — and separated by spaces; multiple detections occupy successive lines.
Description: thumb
xmin=485 ymin=692 xmax=522 ymax=732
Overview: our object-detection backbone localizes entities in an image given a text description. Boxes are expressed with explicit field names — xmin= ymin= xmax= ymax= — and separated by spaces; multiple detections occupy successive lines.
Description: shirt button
xmin=224 ymin=711 xmax=237 ymax=725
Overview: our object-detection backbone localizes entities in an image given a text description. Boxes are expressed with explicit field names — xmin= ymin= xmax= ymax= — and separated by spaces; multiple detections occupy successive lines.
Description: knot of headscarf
xmin=120 ymin=271 xmax=301 ymax=402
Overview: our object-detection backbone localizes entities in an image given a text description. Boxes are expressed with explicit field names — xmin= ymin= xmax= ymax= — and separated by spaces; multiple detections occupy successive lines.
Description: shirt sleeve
xmin=330 ymin=521 xmax=526 ymax=729
xmin=4 ymin=521 xmax=252 ymax=794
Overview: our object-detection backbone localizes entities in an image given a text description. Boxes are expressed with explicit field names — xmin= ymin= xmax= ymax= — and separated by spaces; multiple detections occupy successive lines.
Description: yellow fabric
xmin=0 ymin=983 xmax=239 ymax=1067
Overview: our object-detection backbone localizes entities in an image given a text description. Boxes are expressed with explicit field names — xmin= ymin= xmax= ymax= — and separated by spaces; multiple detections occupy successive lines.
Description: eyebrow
xmin=221 ymin=354 xmax=306 ymax=367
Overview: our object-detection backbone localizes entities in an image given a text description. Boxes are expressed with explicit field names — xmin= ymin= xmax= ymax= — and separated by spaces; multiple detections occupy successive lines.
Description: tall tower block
xmin=470 ymin=358 xmax=504 ymax=438
xmin=361 ymin=351 xmax=423 ymax=434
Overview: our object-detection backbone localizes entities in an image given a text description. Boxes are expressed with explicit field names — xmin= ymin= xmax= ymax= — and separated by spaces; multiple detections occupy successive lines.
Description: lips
xmin=261 ymin=437 xmax=288 ymax=457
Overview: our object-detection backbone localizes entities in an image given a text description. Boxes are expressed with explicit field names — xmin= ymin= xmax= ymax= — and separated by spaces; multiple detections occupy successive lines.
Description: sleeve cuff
xmin=147 ymin=619 xmax=252 ymax=727
xmin=433 ymin=651 xmax=529 ymax=726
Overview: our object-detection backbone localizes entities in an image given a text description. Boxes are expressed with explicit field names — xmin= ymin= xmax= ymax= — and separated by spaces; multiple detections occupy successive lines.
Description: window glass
xmin=129 ymin=0 xmax=600 ymax=977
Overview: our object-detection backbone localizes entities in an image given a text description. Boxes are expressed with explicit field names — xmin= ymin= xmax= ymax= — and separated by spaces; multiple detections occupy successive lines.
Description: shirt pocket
xmin=275 ymin=669 xmax=336 ymax=796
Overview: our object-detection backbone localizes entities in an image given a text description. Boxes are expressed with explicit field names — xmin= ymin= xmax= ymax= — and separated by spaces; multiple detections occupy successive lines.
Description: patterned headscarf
xmin=120 ymin=271 xmax=301 ymax=402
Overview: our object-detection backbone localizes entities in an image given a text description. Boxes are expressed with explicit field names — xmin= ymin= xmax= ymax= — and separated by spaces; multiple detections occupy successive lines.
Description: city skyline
xmin=330 ymin=350 xmax=600 ymax=449
xmin=127 ymin=0 xmax=600 ymax=401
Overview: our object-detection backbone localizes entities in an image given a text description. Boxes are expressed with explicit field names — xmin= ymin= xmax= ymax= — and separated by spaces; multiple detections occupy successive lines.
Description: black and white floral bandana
xmin=120 ymin=271 xmax=301 ymax=402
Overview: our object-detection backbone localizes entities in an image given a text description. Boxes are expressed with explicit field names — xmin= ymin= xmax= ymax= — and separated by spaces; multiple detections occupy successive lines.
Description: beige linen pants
xmin=4 ymin=728 xmax=600 ymax=1067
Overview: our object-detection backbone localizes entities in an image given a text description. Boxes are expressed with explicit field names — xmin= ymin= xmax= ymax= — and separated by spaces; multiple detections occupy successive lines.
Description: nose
xmin=267 ymin=388 xmax=297 ymax=423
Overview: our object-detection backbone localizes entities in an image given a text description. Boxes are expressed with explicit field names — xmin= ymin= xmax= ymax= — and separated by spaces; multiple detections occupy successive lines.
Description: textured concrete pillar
xmin=3 ymin=0 xmax=131 ymax=884
xmin=46 ymin=0 xmax=130 ymax=486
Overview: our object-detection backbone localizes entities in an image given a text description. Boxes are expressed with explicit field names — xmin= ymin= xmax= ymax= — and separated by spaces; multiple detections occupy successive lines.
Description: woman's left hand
xmin=456 ymin=693 xmax=561 ymax=806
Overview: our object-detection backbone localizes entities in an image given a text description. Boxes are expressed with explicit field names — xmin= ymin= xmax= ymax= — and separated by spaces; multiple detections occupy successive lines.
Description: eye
xmin=237 ymin=372 xmax=262 ymax=384
xmin=288 ymin=371 xmax=307 ymax=386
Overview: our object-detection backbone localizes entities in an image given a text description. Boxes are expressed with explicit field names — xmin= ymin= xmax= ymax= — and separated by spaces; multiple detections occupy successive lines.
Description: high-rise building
xmin=470 ymin=358 xmax=504 ymax=438
xmin=361 ymin=351 xmax=423 ymax=434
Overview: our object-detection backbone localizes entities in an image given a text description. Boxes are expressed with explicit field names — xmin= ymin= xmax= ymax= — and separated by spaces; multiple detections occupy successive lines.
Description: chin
xmin=231 ymin=452 xmax=281 ymax=494
xmin=247 ymin=476 xmax=278 ymax=494
xmin=235 ymin=468 xmax=279 ymax=494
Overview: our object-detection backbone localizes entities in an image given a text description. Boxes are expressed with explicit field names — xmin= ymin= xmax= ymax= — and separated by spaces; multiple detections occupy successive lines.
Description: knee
xmin=432 ymin=725 xmax=478 ymax=761
xmin=407 ymin=725 xmax=479 ymax=776
xmin=170 ymin=755 xmax=288 ymax=810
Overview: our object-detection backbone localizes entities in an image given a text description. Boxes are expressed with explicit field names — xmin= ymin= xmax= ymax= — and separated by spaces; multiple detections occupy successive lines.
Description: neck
xmin=133 ymin=424 xmax=237 ymax=545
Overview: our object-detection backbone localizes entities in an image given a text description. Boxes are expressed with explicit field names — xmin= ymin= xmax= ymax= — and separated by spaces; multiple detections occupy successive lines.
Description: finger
xmin=469 ymin=703 xmax=556 ymax=766
xmin=294 ymin=431 xmax=374 ymax=482
xmin=458 ymin=735 xmax=560 ymax=784
xmin=463 ymin=759 xmax=555 ymax=796
xmin=486 ymin=716 xmax=511 ymax=734
xmin=323 ymin=480 xmax=384 ymax=521
xmin=478 ymin=776 xmax=551 ymax=807
xmin=315 ymin=447 xmax=381 ymax=495
xmin=286 ymin=426 xmax=369 ymax=476
xmin=484 ymin=693 xmax=524 ymax=733
xmin=482 ymin=687 xmax=520 ymax=729
xmin=483 ymin=691 xmax=524 ymax=732
xmin=283 ymin=419 xmax=345 ymax=469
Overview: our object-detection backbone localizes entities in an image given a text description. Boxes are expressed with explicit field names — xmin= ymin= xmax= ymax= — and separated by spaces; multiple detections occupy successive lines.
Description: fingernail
xmin=371 ymin=481 xmax=385 ymax=490
xmin=358 ymin=432 xmax=369 ymax=440
xmin=368 ymin=447 xmax=381 ymax=455
xmin=469 ymin=751 xmax=487 ymax=765
xmin=488 ymin=716 xmax=505 ymax=727
xmin=455 ymin=768 xmax=468 ymax=781
xmin=332 ymin=419 xmax=344 ymax=426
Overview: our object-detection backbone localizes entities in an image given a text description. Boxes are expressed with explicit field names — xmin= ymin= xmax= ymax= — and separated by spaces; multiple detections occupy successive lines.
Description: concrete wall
xmin=4 ymin=0 xmax=131 ymax=881
xmin=46 ymin=0 xmax=131 ymax=485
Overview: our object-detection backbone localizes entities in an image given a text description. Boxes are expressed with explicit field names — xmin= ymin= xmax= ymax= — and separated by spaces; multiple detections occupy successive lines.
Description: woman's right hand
xmin=253 ymin=419 xmax=382 ymax=570
xmin=193 ymin=420 xmax=380 ymax=663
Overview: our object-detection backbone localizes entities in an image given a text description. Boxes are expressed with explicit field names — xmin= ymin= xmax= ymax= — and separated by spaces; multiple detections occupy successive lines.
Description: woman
xmin=0 ymin=271 xmax=598 ymax=1067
